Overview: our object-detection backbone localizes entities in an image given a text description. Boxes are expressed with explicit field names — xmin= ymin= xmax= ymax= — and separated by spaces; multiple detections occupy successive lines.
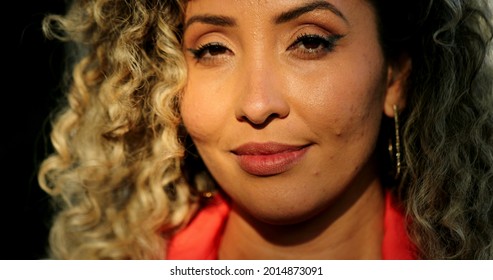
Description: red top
xmin=166 ymin=191 xmax=416 ymax=260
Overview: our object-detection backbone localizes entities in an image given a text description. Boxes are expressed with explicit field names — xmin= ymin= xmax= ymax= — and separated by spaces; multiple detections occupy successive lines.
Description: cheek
xmin=180 ymin=94 xmax=203 ymax=140
xmin=291 ymin=64 xmax=387 ymax=141
xmin=180 ymin=79 xmax=226 ymax=143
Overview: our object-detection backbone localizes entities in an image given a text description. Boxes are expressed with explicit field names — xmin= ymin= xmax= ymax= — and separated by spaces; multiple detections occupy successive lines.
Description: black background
xmin=3 ymin=1 xmax=66 ymax=259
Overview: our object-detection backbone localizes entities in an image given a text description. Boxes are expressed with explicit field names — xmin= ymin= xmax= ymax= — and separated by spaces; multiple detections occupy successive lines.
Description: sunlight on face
xmin=181 ymin=0 xmax=392 ymax=224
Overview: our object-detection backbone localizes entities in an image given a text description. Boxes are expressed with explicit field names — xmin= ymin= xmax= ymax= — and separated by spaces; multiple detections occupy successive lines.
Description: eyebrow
xmin=184 ymin=14 xmax=236 ymax=31
xmin=274 ymin=1 xmax=348 ymax=25
xmin=183 ymin=1 xmax=347 ymax=31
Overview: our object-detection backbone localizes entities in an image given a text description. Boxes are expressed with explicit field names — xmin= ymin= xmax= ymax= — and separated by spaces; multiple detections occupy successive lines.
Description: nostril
xmin=239 ymin=113 xmax=284 ymax=129
xmin=234 ymin=74 xmax=290 ymax=127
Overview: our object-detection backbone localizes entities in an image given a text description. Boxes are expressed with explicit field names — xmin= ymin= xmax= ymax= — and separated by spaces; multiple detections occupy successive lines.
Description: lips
xmin=232 ymin=142 xmax=310 ymax=176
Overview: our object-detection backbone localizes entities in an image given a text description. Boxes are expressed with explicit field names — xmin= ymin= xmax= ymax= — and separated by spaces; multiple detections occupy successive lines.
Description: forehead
xmin=184 ymin=0 xmax=378 ymax=31
xmin=184 ymin=0 xmax=373 ymax=17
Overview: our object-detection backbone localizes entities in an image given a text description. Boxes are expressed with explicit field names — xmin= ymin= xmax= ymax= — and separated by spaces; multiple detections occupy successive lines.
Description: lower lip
xmin=234 ymin=146 xmax=310 ymax=176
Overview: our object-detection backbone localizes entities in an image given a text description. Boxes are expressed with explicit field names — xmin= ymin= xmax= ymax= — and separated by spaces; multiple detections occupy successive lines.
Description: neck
xmin=218 ymin=173 xmax=385 ymax=259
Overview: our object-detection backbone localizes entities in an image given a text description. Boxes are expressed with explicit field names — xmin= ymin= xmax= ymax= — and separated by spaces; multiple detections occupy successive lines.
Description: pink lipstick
xmin=232 ymin=142 xmax=310 ymax=176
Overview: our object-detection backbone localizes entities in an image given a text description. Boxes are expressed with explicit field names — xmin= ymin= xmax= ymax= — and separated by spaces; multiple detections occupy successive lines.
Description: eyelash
xmin=188 ymin=42 xmax=230 ymax=62
xmin=287 ymin=33 xmax=343 ymax=57
xmin=187 ymin=33 xmax=343 ymax=62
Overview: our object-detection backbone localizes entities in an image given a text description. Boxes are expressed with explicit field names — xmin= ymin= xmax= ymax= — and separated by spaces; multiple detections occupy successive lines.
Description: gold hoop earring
xmin=200 ymin=191 xmax=214 ymax=199
xmin=388 ymin=104 xmax=401 ymax=179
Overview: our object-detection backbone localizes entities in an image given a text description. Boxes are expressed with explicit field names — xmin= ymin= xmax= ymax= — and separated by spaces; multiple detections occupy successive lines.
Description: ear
xmin=383 ymin=54 xmax=412 ymax=117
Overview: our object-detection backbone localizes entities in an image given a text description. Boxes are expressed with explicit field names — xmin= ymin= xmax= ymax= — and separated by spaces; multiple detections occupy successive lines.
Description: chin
xmin=243 ymin=201 xmax=329 ymax=226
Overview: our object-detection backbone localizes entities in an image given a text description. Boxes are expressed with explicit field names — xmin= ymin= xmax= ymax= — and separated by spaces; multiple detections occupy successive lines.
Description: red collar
xmin=166 ymin=191 xmax=415 ymax=259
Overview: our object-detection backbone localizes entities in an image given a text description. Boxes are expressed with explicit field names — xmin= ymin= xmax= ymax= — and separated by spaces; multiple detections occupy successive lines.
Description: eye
xmin=187 ymin=42 xmax=233 ymax=65
xmin=287 ymin=33 xmax=343 ymax=59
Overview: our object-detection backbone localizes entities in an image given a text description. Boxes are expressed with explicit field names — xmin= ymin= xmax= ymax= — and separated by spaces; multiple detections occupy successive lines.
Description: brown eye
xmin=189 ymin=42 xmax=231 ymax=60
xmin=297 ymin=36 xmax=326 ymax=50
xmin=287 ymin=34 xmax=343 ymax=59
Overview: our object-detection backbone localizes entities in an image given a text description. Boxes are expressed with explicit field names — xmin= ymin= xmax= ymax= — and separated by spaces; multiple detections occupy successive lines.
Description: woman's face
xmin=181 ymin=0 xmax=403 ymax=224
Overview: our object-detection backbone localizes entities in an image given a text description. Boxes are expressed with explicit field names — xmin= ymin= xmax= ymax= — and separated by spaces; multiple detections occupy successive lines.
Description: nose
xmin=234 ymin=59 xmax=290 ymax=127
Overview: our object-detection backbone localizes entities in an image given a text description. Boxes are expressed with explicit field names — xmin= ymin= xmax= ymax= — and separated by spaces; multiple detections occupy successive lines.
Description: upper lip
xmin=232 ymin=142 xmax=309 ymax=155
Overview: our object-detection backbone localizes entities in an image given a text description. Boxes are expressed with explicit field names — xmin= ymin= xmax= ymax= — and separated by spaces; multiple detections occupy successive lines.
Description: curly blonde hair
xmin=39 ymin=0 xmax=493 ymax=259
xmin=38 ymin=0 xmax=197 ymax=259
